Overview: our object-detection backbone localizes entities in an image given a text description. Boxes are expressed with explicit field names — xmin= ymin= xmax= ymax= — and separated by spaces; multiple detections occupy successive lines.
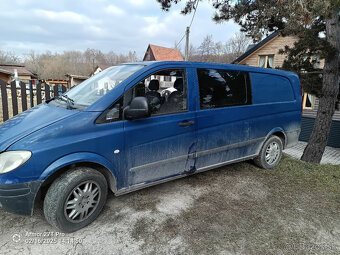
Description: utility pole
xmin=185 ymin=26 xmax=190 ymax=61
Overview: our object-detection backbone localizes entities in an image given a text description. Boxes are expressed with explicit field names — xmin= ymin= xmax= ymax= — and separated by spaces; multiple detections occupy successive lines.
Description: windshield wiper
xmin=57 ymin=95 xmax=76 ymax=109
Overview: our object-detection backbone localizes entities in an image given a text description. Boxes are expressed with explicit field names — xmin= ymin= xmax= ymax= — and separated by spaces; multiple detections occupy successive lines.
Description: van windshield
xmin=60 ymin=64 xmax=144 ymax=108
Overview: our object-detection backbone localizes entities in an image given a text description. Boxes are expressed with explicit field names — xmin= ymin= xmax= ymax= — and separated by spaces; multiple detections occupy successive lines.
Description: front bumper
xmin=0 ymin=181 xmax=42 ymax=215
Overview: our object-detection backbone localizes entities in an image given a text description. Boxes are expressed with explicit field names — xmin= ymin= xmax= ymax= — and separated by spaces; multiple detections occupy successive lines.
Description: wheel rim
xmin=64 ymin=180 xmax=101 ymax=223
xmin=265 ymin=141 xmax=280 ymax=165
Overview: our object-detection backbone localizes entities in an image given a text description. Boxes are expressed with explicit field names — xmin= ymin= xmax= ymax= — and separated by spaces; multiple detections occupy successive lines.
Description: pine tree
xmin=157 ymin=0 xmax=340 ymax=163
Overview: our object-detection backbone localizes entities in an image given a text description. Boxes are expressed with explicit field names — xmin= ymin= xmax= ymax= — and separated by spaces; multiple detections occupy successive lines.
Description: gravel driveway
xmin=1 ymin=156 xmax=339 ymax=255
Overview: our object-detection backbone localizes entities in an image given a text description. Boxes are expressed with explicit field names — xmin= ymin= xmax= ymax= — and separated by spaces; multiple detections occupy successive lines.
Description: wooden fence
xmin=0 ymin=79 xmax=67 ymax=123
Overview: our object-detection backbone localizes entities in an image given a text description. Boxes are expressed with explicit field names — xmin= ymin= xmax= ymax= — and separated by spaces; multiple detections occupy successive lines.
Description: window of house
xmin=302 ymin=92 xmax=315 ymax=109
xmin=311 ymin=55 xmax=320 ymax=69
xmin=124 ymin=69 xmax=187 ymax=116
xmin=303 ymin=55 xmax=321 ymax=69
xmin=259 ymin=55 xmax=274 ymax=68
xmin=197 ymin=69 xmax=251 ymax=109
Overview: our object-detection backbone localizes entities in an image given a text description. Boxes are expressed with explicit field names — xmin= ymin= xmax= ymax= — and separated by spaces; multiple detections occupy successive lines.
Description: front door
xmin=123 ymin=67 xmax=197 ymax=186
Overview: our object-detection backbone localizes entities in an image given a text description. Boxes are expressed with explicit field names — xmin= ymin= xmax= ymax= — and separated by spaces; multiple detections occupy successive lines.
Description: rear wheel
xmin=254 ymin=135 xmax=283 ymax=169
xmin=43 ymin=167 xmax=108 ymax=232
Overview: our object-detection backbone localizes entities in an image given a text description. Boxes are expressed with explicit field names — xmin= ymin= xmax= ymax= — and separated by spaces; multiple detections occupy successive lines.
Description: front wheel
xmin=43 ymin=167 xmax=108 ymax=232
xmin=254 ymin=135 xmax=283 ymax=169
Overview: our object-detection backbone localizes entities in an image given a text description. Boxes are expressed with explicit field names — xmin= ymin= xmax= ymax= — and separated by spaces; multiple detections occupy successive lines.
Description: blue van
xmin=0 ymin=61 xmax=301 ymax=232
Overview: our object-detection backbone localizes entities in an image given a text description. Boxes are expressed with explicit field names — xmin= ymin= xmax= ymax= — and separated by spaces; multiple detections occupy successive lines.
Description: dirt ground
xmin=0 ymin=155 xmax=339 ymax=255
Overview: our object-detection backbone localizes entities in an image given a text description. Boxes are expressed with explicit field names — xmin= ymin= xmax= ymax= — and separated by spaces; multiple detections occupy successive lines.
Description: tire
xmin=43 ymin=167 xmax=108 ymax=232
xmin=254 ymin=135 xmax=283 ymax=169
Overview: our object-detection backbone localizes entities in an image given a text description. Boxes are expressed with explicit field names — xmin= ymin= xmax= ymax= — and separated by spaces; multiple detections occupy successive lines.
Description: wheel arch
xmin=265 ymin=127 xmax=287 ymax=149
xmin=35 ymin=152 xmax=118 ymax=209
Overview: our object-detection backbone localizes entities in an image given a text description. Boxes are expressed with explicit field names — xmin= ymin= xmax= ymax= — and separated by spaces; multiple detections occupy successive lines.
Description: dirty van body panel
xmin=0 ymin=181 xmax=42 ymax=215
xmin=123 ymin=65 xmax=197 ymax=187
xmin=124 ymin=113 xmax=197 ymax=185
xmin=6 ymin=111 xmax=124 ymax=189
xmin=195 ymin=107 xmax=256 ymax=170
xmin=248 ymin=72 xmax=301 ymax=149
xmin=0 ymin=103 xmax=79 ymax=152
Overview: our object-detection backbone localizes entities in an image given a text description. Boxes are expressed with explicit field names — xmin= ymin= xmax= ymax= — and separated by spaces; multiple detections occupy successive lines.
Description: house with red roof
xmin=143 ymin=44 xmax=184 ymax=61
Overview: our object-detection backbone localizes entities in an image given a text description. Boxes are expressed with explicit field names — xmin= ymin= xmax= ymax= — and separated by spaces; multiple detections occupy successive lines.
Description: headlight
xmin=0 ymin=151 xmax=32 ymax=174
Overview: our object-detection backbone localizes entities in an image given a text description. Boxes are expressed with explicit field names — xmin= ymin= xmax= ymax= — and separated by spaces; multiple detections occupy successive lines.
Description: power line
xmin=189 ymin=0 xmax=199 ymax=28
xmin=175 ymin=0 xmax=200 ymax=49
xmin=175 ymin=34 xmax=186 ymax=49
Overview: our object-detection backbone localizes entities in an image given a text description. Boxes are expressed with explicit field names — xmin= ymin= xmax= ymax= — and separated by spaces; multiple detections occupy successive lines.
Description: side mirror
xmin=124 ymin=97 xmax=150 ymax=120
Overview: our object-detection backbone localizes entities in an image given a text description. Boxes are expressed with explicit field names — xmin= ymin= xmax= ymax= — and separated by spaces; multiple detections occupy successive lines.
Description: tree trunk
xmin=301 ymin=11 xmax=339 ymax=163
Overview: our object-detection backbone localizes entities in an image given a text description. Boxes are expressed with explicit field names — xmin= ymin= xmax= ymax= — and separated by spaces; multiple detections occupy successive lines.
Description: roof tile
xmin=148 ymin=44 xmax=184 ymax=61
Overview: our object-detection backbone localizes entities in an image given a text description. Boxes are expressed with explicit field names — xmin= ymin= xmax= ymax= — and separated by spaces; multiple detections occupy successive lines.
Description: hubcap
xmin=64 ymin=181 xmax=101 ymax=223
xmin=265 ymin=142 xmax=280 ymax=165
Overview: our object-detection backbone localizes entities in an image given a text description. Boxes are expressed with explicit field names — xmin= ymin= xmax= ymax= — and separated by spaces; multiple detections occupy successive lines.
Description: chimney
xmin=14 ymin=69 xmax=18 ymax=80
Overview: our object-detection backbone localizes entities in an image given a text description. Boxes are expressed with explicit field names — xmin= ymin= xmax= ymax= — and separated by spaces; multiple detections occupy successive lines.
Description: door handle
xmin=178 ymin=120 xmax=195 ymax=127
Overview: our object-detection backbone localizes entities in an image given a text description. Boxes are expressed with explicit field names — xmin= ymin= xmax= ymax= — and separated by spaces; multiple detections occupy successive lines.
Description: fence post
xmin=62 ymin=85 xmax=66 ymax=93
xmin=29 ymin=80 xmax=34 ymax=108
xmin=53 ymin=85 xmax=58 ymax=98
xmin=10 ymin=81 xmax=18 ymax=116
xmin=45 ymin=84 xmax=50 ymax=101
xmin=36 ymin=82 xmax=42 ymax=105
xmin=0 ymin=79 xmax=9 ymax=122
xmin=20 ymin=81 xmax=27 ymax=111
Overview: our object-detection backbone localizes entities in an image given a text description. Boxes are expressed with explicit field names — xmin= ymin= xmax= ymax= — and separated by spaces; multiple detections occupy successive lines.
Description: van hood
xmin=0 ymin=103 xmax=79 ymax=152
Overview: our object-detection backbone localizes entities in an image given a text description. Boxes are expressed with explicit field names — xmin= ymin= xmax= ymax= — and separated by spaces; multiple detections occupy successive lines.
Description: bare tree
xmin=24 ymin=49 xmax=140 ymax=80
xmin=227 ymin=33 xmax=251 ymax=58
xmin=188 ymin=32 xmax=250 ymax=63
xmin=0 ymin=49 xmax=20 ymax=64
xmin=198 ymin=35 xmax=216 ymax=61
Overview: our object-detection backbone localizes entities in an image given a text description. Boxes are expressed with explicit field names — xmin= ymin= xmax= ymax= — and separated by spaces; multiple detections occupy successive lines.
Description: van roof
xmin=124 ymin=61 xmax=298 ymax=77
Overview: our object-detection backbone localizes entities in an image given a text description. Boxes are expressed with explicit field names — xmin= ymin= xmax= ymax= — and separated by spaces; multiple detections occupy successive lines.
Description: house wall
xmin=0 ymin=73 xmax=11 ymax=83
xmin=303 ymin=98 xmax=340 ymax=121
xmin=300 ymin=117 xmax=340 ymax=148
xmin=300 ymin=97 xmax=340 ymax=147
xmin=92 ymin=67 xmax=102 ymax=76
xmin=239 ymin=35 xmax=297 ymax=68
xmin=143 ymin=47 xmax=155 ymax=61
xmin=18 ymin=75 xmax=32 ymax=83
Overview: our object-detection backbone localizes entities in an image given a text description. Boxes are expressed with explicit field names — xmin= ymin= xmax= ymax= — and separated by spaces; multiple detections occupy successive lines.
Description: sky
xmin=0 ymin=0 xmax=241 ymax=59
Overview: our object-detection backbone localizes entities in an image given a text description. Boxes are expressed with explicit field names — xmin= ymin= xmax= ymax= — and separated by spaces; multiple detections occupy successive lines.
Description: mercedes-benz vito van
xmin=0 ymin=61 xmax=301 ymax=232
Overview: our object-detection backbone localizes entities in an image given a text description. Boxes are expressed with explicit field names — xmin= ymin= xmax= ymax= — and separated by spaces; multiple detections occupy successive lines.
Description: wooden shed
xmin=65 ymin=74 xmax=88 ymax=89
xmin=0 ymin=68 xmax=13 ymax=84
xmin=0 ymin=64 xmax=37 ymax=83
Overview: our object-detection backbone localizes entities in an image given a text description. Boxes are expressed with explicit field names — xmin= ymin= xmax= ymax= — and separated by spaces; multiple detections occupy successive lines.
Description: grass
xmin=127 ymin=155 xmax=340 ymax=254
xmin=266 ymin=154 xmax=340 ymax=194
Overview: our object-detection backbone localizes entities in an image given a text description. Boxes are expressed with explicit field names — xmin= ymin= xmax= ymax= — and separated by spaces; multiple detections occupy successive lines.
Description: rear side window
xmin=250 ymin=73 xmax=295 ymax=104
xmin=197 ymin=69 xmax=251 ymax=109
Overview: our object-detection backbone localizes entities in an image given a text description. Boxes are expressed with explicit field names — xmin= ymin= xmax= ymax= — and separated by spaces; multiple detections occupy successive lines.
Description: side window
xmin=95 ymin=97 xmax=123 ymax=124
xmin=124 ymin=69 xmax=188 ymax=116
xmin=197 ymin=69 xmax=251 ymax=110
